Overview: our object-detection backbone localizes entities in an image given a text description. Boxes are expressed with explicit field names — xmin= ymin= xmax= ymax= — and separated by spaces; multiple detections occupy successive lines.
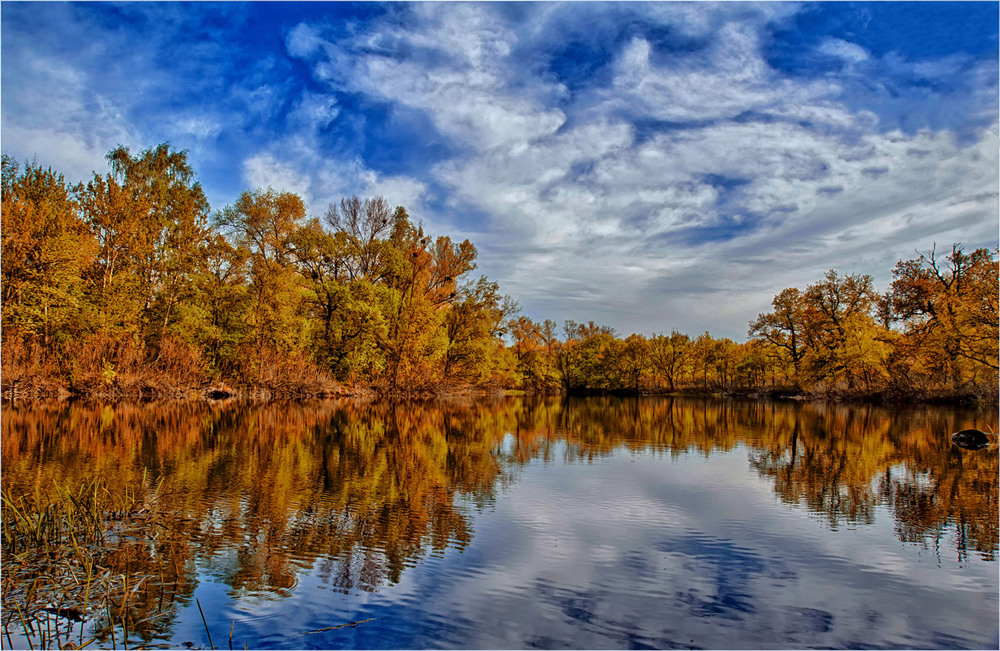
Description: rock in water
xmin=951 ymin=429 xmax=990 ymax=450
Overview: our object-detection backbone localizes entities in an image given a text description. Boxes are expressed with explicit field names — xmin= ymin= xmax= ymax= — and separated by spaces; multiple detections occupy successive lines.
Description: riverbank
xmin=4 ymin=372 xmax=995 ymax=406
xmin=565 ymin=384 xmax=998 ymax=406
xmin=0 ymin=375 xmax=359 ymax=402
xmin=0 ymin=361 xmax=511 ymax=402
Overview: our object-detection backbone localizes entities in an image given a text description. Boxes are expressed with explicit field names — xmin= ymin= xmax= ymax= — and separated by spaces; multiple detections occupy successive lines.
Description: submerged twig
xmin=295 ymin=618 xmax=375 ymax=637
xmin=195 ymin=599 xmax=214 ymax=650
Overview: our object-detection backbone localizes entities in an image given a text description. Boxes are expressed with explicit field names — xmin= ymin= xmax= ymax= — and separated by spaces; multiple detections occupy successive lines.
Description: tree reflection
xmin=2 ymin=395 xmax=996 ymax=645
xmin=744 ymin=402 xmax=998 ymax=560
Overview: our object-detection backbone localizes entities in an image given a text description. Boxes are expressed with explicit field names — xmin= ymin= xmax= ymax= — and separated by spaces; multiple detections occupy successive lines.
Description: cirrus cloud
xmin=3 ymin=2 xmax=996 ymax=339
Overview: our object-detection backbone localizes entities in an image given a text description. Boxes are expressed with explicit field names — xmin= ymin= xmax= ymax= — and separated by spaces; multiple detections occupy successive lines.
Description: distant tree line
xmin=511 ymin=247 xmax=997 ymax=402
xmin=2 ymin=144 xmax=997 ymax=401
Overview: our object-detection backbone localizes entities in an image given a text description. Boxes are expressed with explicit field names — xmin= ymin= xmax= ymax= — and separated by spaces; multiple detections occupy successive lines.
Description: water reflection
xmin=2 ymin=396 xmax=996 ymax=647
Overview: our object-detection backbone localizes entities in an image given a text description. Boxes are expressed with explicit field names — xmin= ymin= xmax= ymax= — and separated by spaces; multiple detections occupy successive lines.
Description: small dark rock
xmin=207 ymin=386 xmax=233 ymax=400
xmin=951 ymin=429 xmax=990 ymax=450
xmin=42 ymin=606 xmax=85 ymax=622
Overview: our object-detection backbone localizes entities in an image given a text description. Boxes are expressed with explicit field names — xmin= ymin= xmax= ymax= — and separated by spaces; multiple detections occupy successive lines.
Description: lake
xmin=2 ymin=397 xmax=997 ymax=649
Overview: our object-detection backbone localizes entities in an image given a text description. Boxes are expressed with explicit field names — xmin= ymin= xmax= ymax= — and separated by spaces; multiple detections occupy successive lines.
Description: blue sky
xmin=3 ymin=2 xmax=997 ymax=339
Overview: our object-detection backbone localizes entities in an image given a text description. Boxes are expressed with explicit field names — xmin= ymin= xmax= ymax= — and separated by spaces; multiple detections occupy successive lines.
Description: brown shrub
xmin=235 ymin=345 xmax=344 ymax=398
xmin=63 ymin=333 xmax=144 ymax=395
xmin=0 ymin=330 xmax=64 ymax=399
xmin=142 ymin=335 xmax=206 ymax=391
xmin=58 ymin=333 xmax=205 ymax=397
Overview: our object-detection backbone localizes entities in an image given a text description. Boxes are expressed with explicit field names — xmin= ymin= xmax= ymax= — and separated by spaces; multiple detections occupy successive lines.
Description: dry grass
xmin=237 ymin=346 xmax=347 ymax=399
xmin=1 ymin=474 xmax=173 ymax=649
xmin=1 ymin=330 xmax=354 ymax=401
xmin=0 ymin=333 xmax=66 ymax=400
xmin=63 ymin=333 xmax=207 ymax=398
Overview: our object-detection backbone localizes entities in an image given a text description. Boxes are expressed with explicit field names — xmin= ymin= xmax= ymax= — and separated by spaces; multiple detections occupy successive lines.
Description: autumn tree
xmin=799 ymin=270 xmax=880 ymax=389
xmin=748 ymin=287 xmax=807 ymax=383
xmin=615 ymin=333 xmax=650 ymax=392
xmin=75 ymin=164 xmax=149 ymax=338
xmin=711 ymin=337 xmax=742 ymax=389
xmin=1 ymin=156 xmax=95 ymax=343
xmin=182 ymin=231 xmax=251 ymax=375
xmin=736 ymin=339 xmax=769 ymax=388
xmin=380 ymin=211 xmax=478 ymax=388
xmin=649 ymin=330 xmax=691 ymax=391
xmin=884 ymin=244 xmax=998 ymax=393
xmin=442 ymin=277 xmax=517 ymax=383
xmin=71 ymin=145 xmax=211 ymax=344
xmin=219 ymin=188 xmax=309 ymax=376
xmin=325 ymin=196 xmax=395 ymax=282
xmin=4 ymin=144 xmax=996 ymax=401
xmin=690 ymin=332 xmax=717 ymax=389
xmin=553 ymin=321 xmax=628 ymax=391
xmin=508 ymin=316 xmax=560 ymax=391
xmin=105 ymin=144 xmax=211 ymax=339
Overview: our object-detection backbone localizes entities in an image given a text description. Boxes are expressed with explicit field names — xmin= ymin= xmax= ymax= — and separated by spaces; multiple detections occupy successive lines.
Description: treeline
xmin=2 ymin=144 xmax=997 ymax=401
xmin=515 ymin=247 xmax=998 ymax=402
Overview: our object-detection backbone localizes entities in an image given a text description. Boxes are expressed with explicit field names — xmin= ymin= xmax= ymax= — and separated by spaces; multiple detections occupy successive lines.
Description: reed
xmin=1 ymin=475 xmax=165 ymax=650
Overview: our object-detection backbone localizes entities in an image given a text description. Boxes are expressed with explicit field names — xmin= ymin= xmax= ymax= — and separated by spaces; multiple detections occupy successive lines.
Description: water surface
xmin=2 ymin=397 xmax=997 ymax=649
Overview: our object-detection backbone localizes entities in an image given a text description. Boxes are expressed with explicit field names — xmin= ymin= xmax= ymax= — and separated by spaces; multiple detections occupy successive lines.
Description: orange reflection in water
xmin=3 ymin=396 xmax=996 ymax=622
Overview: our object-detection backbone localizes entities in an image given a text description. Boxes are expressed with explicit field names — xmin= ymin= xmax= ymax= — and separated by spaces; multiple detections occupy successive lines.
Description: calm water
xmin=2 ymin=397 xmax=997 ymax=649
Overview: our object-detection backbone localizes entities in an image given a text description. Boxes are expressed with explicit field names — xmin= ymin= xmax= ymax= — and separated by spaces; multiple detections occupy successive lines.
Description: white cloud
xmin=1 ymin=55 xmax=140 ymax=181
xmin=286 ymin=22 xmax=325 ymax=59
xmin=606 ymin=23 xmax=838 ymax=125
xmin=363 ymin=174 xmax=428 ymax=215
xmin=171 ymin=116 xmax=224 ymax=141
xmin=281 ymin=3 xmax=997 ymax=338
xmin=288 ymin=91 xmax=340 ymax=132
xmin=818 ymin=38 xmax=870 ymax=64
xmin=242 ymin=153 xmax=315 ymax=205
xmin=289 ymin=5 xmax=567 ymax=153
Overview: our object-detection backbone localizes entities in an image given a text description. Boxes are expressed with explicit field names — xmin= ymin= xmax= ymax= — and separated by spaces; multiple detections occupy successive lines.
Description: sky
xmin=2 ymin=1 xmax=998 ymax=340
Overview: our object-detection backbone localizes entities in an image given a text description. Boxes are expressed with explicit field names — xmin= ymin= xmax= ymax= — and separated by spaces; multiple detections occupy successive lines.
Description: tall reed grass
xmin=1 ymin=473 xmax=171 ymax=649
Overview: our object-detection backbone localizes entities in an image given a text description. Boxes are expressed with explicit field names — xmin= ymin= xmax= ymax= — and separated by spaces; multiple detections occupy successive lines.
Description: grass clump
xmin=1 ymin=473 xmax=176 ymax=650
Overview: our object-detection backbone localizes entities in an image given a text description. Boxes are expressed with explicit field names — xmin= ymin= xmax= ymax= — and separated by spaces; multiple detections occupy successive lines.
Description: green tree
xmin=220 ymin=188 xmax=309 ymax=376
xmin=1 ymin=156 xmax=95 ymax=343
xmin=181 ymin=231 xmax=251 ymax=376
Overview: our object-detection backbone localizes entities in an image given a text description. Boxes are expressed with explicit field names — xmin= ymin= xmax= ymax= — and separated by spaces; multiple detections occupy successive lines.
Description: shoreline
xmin=2 ymin=379 xmax=994 ymax=406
